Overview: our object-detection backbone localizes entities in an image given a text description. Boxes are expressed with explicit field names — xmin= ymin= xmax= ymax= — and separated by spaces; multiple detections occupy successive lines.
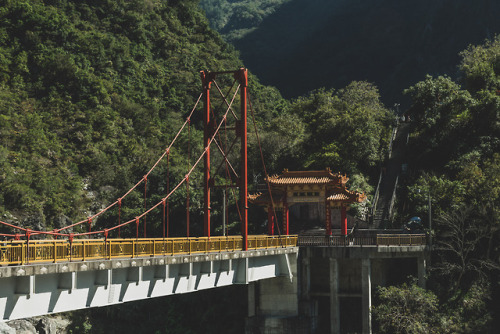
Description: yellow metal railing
xmin=376 ymin=234 xmax=426 ymax=246
xmin=297 ymin=234 xmax=427 ymax=247
xmin=0 ymin=235 xmax=298 ymax=266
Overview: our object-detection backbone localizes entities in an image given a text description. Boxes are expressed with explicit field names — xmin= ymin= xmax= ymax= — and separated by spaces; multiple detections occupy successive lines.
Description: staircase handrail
xmin=370 ymin=171 xmax=383 ymax=222
xmin=387 ymin=126 xmax=398 ymax=159
xmin=388 ymin=175 xmax=399 ymax=222
xmin=370 ymin=125 xmax=398 ymax=222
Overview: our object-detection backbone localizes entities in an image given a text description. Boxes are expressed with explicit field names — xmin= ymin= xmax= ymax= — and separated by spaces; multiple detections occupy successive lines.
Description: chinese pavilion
xmin=249 ymin=169 xmax=366 ymax=236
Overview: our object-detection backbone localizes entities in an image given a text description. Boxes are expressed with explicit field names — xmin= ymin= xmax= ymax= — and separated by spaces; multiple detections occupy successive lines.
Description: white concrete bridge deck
xmin=0 ymin=246 xmax=298 ymax=321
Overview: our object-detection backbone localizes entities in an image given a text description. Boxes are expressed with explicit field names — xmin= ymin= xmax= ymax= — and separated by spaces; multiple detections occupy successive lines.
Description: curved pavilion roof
xmin=266 ymin=168 xmax=348 ymax=188
xmin=251 ymin=168 xmax=365 ymax=206
xmin=327 ymin=188 xmax=367 ymax=203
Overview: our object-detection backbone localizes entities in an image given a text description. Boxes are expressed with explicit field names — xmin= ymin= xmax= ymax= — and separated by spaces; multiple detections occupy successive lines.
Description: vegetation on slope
xmin=0 ymin=1 xmax=412 ymax=333
xmin=0 ymin=1 xmax=283 ymax=332
xmin=199 ymin=0 xmax=291 ymax=42
xmin=0 ymin=0 xmax=391 ymax=233
xmin=372 ymin=36 xmax=500 ymax=333
xmin=0 ymin=0 xmax=286 ymax=233
xmin=208 ymin=0 xmax=500 ymax=104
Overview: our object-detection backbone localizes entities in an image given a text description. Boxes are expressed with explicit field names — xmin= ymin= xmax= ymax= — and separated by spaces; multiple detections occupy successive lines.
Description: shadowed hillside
xmin=227 ymin=0 xmax=500 ymax=104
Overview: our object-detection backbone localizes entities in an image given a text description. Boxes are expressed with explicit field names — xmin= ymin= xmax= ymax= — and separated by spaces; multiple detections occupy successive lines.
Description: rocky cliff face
xmin=3 ymin=316 xmax=70 ymax=334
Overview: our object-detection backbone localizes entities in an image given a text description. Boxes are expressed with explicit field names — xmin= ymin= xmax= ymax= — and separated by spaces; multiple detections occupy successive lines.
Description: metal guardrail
xmin=370 ymin=126 xmax=398 ymax=222
xmin=370 ymin=171 xmax=383 ymax=223
xmin=0 ymin=235 xmax=298 ymax=266
xmin=388 ymin=175 xmax=399 ymax=222
xmin=387 ymin=126 xmax=398 ymax=159
xmin=377 ymin=234 xmax=426 ymax=246
xmin=297 ymin=234 xmax=426 ymax=247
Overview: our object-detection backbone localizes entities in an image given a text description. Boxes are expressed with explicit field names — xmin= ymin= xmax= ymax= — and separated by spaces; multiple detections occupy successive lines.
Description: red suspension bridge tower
xmin=0 ymin=68 xmax=269 ymax=257
xmin=200 ymin=68 xmax=249 ymax=250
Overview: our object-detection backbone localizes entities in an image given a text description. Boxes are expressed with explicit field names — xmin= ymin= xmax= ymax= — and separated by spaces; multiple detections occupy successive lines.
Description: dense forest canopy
xmin=0 ymin=0 xmax=390 ymax=235
xmin=372 ymin=36 xmax=500 ymax=333
xmin=0 ymin=0 xmax=284 ymax=234
xmin=0 ymin=1 xmax=390 ymax=332
xmin=199 ymin=0 xmax=291 ymax=41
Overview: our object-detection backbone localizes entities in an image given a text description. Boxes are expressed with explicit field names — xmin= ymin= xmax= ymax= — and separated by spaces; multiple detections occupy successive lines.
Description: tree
xmin=372 ymin=283 xmax=443 ymax=334
xmin=290 ymin=83 xmax=391 ymax=175
xmin=459 ymin=35 xmax=500 ymax=93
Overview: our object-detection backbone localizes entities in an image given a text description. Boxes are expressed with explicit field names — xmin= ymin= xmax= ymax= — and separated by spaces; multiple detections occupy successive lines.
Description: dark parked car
xmin=402 ymin=217 xmax=424 ymax=233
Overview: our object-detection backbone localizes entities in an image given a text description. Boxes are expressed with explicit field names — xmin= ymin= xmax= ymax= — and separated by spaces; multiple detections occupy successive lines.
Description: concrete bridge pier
xmin=245 ymin=251 xmax=317 ymax=334
xmin=329 ymin=258 xmax=340 ymax=334
xmin=361 ymin=258 xmax=372 ymax=334
xmin=248 ymin=241 xmax=429 ymax=334
xmin=327 ymin=257 xmax=372 ymax=334
xmin=309 ymin=246 xmax=428 ymax=334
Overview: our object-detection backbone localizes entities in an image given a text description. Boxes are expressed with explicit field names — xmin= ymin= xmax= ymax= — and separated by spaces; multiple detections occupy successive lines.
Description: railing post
xmin=53 ymin=241 xmax=57 ymax=263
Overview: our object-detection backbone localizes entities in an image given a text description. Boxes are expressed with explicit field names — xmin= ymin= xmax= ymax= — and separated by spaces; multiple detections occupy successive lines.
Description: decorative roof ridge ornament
xmin=248 ymin=192 xmax=262 ymax=201
xmin=267 ymin=168 xmax=348 ymax=186
xmin=327 ymin=187 xmax=366 ymax=203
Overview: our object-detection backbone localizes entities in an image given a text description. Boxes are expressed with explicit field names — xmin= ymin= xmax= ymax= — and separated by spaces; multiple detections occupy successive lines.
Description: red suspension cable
xmin=44 ymin=93 xmax=204 ymax=236
xmin=135 ymin=217 xmax=139 ymax=239
xmin=90 ymin=88 xmax=238 ymax=239
xmin=143 ymin=175 xmax=148 ymax=238
xmin=162 ymin=199 xmax=166 ymax=239
xmin=118 ymin=197 xmax=122 ymax=238
xmin=0 ymin=88 xmax=246 ymax=242
xmin=186 ymin=176 xmax=190 ymax=237
xmin=186 ymin=118 xmax=191 ymax=237
xmin=248 ymin=94 xmax=283 ymax=243
xmin=166 ymin=150 xmax=170 ymax=238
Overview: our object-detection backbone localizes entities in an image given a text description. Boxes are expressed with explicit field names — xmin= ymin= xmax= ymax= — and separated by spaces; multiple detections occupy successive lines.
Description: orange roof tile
xmin=267 ymin=168 xmax=348 ymax=186
xmin=248 ymin=192 xmax=284 ymax=204
xmin=327 ymin=189 xmax=366 ymax=203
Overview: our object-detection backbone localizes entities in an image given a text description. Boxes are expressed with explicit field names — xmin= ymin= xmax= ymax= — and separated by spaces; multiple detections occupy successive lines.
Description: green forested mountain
xmin=0 ymin=1 xmax=279 ymax=331
xmin=4 ymin=0 xmax=499 ymax=332
xmin=199 ymin=0 xmax=291 ymax=41
xmin=203 ymin=0 xmax=500 ymax=104
xmin=372 ymin=37 xmax=500 ymax=333
xmin=0 ymin=1 xmax=391 ymax=332
xmin=0 ymin=0 xmax=390 ymax=233
xmin=0 ymin=0 xmax=285 ymax=232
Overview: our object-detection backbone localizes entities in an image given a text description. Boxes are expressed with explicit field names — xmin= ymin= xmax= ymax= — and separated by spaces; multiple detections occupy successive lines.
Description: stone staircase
xmin=372 ymin=122 xmax=410 ymax=228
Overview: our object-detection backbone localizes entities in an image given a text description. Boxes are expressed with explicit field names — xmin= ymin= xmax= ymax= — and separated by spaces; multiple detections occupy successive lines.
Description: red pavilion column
xmin=341 ymin=204 xmax=347 ymax=236
xmin=268 ymin=206 xmax=275 ymax=235
xmin=283 ymin=202 xmax=289 ymax=235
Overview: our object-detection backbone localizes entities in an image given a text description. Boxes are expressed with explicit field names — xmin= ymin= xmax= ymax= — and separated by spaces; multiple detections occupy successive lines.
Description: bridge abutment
xmin=246 ymin=243 xmax=429 ymax=334
xmin=245 ymin=254 xmax=318 ymax=334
